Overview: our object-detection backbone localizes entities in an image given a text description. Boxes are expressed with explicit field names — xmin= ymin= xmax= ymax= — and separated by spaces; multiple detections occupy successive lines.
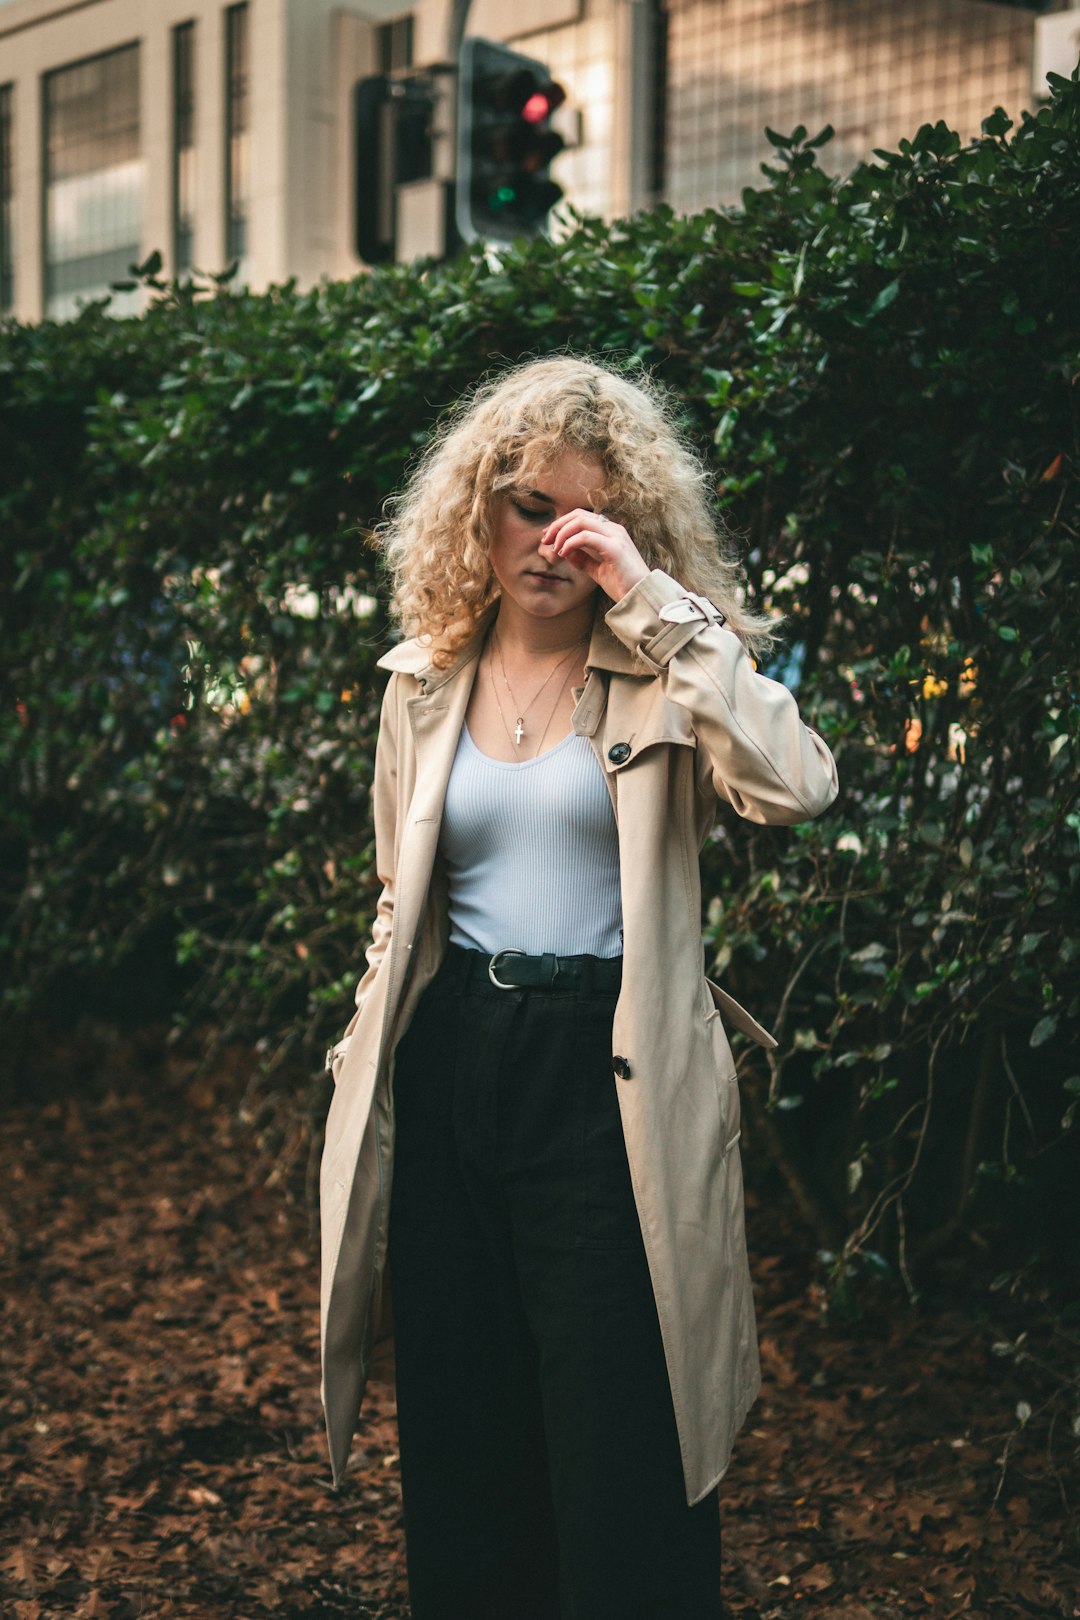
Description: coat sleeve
xmin=326 ymin=674 xmax=400 ymax=1074
xmin=603 ymin=568 xmax=838 ymax=826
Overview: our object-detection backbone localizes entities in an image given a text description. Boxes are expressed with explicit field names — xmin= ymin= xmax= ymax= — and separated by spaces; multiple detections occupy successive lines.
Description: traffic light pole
xmin=448 ymin=0 xmax=473 ymax=57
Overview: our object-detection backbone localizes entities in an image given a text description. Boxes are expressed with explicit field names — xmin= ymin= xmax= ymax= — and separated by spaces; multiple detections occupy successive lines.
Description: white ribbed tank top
xmin=439 ymin=723 xmax=623 ymax=958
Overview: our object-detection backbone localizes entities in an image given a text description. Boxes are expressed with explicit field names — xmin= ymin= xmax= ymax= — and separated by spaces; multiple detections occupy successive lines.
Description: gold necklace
xmin=488 ymin=658 xmax=523 ymax=752
xmin=530 ymin=661 xmax=578 ymax=759
xmin=488 ymin=654 xmax=578 ymax=759
xmin=491 ymin=627 xmax=588 ymax=747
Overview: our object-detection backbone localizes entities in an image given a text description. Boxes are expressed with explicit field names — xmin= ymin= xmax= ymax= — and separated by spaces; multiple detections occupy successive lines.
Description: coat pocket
xmin=701 ymin=991 xmax=743 ymax=1155
xmin=325 ymin=1035 xmax=352 ymax=1085
xmin=703 ymin=977 xmax=775 ymax=1154
xmin=704 ymin=977 xmax=778 ymax=1051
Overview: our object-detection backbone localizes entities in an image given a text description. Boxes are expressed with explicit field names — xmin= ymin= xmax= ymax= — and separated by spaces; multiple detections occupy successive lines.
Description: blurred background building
xmin=1 ymin=0 xmax=1078 ymax=322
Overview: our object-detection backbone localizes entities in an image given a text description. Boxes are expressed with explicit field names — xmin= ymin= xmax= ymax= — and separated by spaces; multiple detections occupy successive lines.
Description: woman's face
xmin=488 ymin=448 xmax=605 ymax=626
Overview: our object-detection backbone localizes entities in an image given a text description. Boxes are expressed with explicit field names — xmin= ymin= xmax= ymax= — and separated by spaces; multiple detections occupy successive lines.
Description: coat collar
xmin=375 ymin=595 xmax=642 ymax=688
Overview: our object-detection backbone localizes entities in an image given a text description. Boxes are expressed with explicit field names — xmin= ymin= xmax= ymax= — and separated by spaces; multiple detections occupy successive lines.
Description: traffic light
xmin=354 ymin=70 xmax=458 ymax=266
xmin=456 ymin=38 xmax=567 ymax=244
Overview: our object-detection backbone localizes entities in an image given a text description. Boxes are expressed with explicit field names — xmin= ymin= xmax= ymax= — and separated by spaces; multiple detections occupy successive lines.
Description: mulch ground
xmin=0 ymin=1030 xmax=1076 ymax=1619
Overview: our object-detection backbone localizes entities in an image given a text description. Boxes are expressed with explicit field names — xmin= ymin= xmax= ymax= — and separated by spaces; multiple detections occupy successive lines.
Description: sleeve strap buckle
xmin=657 ymin=591 xmax=726 ymax=627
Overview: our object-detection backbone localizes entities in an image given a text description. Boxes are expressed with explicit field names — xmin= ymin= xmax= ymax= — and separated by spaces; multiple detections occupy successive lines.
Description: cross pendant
xmin=514 ymin=718 xmax=525 ymax=745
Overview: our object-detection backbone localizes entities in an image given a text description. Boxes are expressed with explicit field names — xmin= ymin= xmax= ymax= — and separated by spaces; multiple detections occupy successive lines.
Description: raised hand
xmin=538 ymin=509 xmax=651 ymax=603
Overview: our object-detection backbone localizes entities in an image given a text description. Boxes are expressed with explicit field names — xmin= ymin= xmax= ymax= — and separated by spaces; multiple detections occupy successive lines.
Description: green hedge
xmin=3 ymin=75 xmax=1078 ymax=1279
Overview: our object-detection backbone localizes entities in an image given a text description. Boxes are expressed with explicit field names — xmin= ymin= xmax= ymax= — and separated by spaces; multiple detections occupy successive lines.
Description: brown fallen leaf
xmin=794 ymin=1561 xmax=835 ymax=1593
xmin=898 ymin=1491 xmax=955 ymax=1532
xmin=4 ymin=1544 xmax=34 ymax=1584
xmin=939 ymin=1516 xmax=981 ymax=1553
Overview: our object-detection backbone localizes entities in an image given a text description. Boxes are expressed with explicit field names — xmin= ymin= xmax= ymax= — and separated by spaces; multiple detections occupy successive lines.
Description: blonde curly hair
xmin=377 ymin=354 xmax=776 ymax=667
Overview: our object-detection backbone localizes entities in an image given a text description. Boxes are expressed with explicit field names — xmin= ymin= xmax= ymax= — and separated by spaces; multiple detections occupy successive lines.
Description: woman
xmin=320 ymin=355 xmax=838 ymax=1618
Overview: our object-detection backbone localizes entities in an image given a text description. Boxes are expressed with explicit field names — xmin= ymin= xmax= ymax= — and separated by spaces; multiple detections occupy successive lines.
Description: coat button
xmin=607 ymin=742 xmax=631 ymax=765
xmin=613 ymin=1055 xmax=632 ymax=1080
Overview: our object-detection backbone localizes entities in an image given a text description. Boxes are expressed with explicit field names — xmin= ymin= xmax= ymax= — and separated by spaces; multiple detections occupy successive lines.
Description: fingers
xmin=537 ymin=536 xmax=598 ymax=575
xmin=542 ymin=509 xmax=626 ymax=557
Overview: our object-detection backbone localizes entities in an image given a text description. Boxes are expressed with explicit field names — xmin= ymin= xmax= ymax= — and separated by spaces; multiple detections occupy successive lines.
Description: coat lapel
xmin=375 ymin=617 xmax=491 ymax=971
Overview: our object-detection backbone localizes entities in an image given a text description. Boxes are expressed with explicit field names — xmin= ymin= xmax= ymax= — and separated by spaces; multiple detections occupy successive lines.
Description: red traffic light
xmin=522 ymin=84 xmax=566 ymax=124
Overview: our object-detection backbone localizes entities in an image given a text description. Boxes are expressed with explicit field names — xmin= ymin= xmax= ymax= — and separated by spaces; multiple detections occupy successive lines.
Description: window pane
xmin=43 ymin=44 xmax=143 ymax=318
xmin=377 ymin=16 xmax=414 ymax=76
xmin=1 ymin=84 xmax=13 ymax=313
xmin=173 ymin=22 xmax=196 ymax=274
xmin=225 ymin=3 xmax=249 ymax=274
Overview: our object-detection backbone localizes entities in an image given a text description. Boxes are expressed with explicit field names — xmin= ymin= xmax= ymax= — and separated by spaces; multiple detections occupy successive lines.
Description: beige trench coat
xmin=320 ymin=567 xmax=838 ymax=1505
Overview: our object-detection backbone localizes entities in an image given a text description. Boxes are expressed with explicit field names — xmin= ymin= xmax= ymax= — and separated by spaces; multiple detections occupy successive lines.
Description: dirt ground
xmin=0 ymin=1032 xmax=1076 ymax=1619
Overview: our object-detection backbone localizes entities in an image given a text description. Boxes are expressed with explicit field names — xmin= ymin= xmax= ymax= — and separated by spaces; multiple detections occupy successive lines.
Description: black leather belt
xmin=444 ymin=942 xmax=622 ymax=995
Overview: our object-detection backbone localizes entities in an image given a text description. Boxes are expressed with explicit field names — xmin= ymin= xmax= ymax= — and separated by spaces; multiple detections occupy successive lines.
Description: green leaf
xmin=867 ymin=280 xmax=900 ymax=317
xmin=981 ymin=109 xmax=1013 ymax=139
xmin=1030 ymin=1015 xmax=1058 ymax=1048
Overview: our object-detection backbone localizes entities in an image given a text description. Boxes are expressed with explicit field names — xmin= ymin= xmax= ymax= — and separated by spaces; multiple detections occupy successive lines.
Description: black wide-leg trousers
xmin=387 ymin=945 xmax=723 ymax=1620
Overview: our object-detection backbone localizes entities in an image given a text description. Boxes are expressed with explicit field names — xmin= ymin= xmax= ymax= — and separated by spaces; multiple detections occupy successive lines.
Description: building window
xmin=650 ymin=0 xmax=667 ymax=205
xmin=225 ymin=2 xmax=249 ymax=270
xmin=173 ymin=22 xmax=196 ymax=276
xmin=42 ymin=44 xmax=143 ymax=319
xmin=1 ymin=84 xmax=13 ymax=314
xmin=377 ymin=16 xmax=414 ymax=75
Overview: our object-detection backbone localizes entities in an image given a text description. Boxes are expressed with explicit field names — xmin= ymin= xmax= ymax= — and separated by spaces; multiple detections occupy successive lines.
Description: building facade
xmin=666 ymin=0 xmax=1052 ymax=215
xmin=0 ymin=0 xmax=1077 ymax=323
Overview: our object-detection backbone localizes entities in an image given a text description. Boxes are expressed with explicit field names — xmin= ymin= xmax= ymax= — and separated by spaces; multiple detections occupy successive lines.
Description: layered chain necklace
xmin=488 ymin=625 xmax=589 ymax=754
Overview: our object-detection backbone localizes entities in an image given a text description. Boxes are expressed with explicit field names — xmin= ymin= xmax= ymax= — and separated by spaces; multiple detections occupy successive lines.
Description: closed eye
xmin=511 ymin=500 xmax=552 ymax=522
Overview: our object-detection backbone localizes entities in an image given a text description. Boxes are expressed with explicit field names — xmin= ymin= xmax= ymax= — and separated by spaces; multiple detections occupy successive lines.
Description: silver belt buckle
xmin=488 ymin=947 xmax=527 ymax=989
